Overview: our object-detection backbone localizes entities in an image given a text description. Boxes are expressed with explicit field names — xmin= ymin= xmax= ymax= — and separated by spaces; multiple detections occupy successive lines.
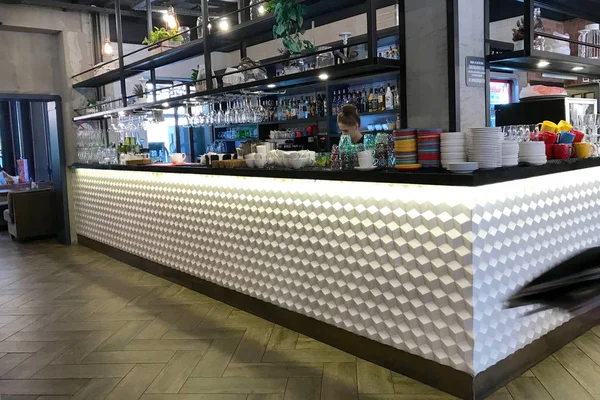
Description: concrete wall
xmin=0 ymin=30 xmax=62 ymax=95
xmin=405 ymin=0 xmax=449 ymax=130
xmin=458 ymin=0 xmax=485 ymax=130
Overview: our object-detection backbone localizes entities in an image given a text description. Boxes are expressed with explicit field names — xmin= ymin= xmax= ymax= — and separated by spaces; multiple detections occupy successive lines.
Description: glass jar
xmin=586 ymin=24 xmax=600 ymax=59
xmin=316 ymin=46 xmax=335 ymax=69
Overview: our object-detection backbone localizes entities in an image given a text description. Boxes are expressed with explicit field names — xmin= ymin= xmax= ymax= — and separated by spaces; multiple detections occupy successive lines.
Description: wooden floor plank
xmin=532 ymin=358 xmax=595 ymax=400
xmin=507 ymin=377 xmax=552 ymax=400
xmin=321 ymin=362 xmax=358 ymax=400
xmin=553 ymin=346 xmax=600 ymax=396
xmin=105 ymin=363 xmax=166 ymax=400
xmin=146 ymin=350 xmax=206 ymax=393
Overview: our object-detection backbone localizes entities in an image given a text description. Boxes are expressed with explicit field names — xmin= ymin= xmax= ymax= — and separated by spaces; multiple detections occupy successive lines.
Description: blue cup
xmin=557 ymin=131 xmax=576 ymax=144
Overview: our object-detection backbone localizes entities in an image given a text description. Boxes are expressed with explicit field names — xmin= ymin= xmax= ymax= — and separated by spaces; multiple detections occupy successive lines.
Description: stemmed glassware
xmin=181 ymin=95 xmax=267 ymax=127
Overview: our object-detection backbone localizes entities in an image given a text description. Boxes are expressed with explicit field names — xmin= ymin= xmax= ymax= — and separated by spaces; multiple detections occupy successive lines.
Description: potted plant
xmin=133 ymin=84 xmax=146 ymax=104
xmin=266 ymin=0 xmax=314 ymax=55
xmin=512 ymin=17 xmax=525 ymax=50
xmin=143 ymin=27 xmax=183 ymax=56
xmin=85 ymin=98 xmax=98 ymax=114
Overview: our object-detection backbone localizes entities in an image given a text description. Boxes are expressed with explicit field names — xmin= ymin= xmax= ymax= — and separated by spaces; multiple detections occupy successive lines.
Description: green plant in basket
xmin=265 ymin=0 xmax=314 ymax=54
xmin=133 ymin=84 xmax=145 ymax=98
xmin=142 ymin=26 xmax=183 ymax=45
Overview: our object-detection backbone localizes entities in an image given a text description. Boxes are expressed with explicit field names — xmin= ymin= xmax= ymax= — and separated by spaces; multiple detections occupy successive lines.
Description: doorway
xmin=0 ymin=94 xmax=70 ymax=244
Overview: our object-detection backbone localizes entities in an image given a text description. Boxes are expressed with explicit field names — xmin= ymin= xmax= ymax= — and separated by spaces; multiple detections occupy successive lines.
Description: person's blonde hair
xmin=337 ymin=104 xmax=361 ymax=127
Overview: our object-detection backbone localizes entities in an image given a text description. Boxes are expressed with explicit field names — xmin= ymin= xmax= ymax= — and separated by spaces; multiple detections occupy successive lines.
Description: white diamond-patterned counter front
xmin=72 ymin=169 xmax=475 ymax=374
xmin=72 ymin=166 xmax=600 ymax=375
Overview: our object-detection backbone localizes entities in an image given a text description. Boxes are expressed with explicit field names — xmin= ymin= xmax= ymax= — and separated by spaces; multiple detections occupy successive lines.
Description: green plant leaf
xmin=275 ymin=24 xmax=286 ymax=35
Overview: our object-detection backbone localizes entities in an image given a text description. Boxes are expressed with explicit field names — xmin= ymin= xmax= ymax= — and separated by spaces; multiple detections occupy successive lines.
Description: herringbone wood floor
xmin=0 ymin=234 xmax=599 ymax=400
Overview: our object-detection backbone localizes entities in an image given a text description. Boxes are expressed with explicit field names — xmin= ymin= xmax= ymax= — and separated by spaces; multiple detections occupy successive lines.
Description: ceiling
xmin=2 ymin=0 xmax=239 ymax=42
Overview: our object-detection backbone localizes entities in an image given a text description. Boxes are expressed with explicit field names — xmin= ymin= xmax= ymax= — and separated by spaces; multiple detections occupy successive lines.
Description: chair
xmin=3 ymin=188 xmax=57 ymax=240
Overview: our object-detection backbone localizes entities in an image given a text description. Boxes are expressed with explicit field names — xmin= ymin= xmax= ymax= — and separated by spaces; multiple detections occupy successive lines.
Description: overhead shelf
xmin=73 ymin=57 xmax=403 ymax=122
xmin=72 ymin=0 xmax=398 ymax=89
xmin=487 ymin=49 xmax=600 ymax=77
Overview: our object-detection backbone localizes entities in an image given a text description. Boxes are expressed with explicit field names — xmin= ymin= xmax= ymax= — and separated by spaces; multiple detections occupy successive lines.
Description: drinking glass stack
xmin=440 ymin=132 xmax=466 ymax=168
xmin=417 ymin=129 xmax=443 ymax=168
xmin=394 ymin=129 xmax=418 ymax=167
xmin=467 ymin=127 xmax=503 ymax=169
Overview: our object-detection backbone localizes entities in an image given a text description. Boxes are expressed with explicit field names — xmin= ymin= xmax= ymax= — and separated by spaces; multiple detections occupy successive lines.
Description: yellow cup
xmin=537 ymin=120 xmax=558 ymax=133
xmin=557 ymin=120 xmax=573 ymax=132
xmin=574 ymin=142 xmax=596 ymax=158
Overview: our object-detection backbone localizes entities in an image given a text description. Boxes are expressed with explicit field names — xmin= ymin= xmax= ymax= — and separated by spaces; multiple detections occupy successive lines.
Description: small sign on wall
xmin=466 ymin=56 xmax=485 ymax=87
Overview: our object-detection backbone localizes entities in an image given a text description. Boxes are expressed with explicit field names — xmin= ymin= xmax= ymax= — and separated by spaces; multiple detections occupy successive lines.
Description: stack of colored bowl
xmin=394 ymin=129 xmax=417 ymax=166
xmin=417 ymin=129 xmax=443 ymax=168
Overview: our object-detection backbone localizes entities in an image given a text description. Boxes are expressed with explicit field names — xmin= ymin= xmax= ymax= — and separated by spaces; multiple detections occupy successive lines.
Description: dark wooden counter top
xmin=71 ymin=158 xmax=600 ymax=187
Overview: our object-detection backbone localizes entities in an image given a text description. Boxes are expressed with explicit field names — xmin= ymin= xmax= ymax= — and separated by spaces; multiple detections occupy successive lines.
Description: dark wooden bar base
xmin=78 ymin=235 xmax=598 ymax=400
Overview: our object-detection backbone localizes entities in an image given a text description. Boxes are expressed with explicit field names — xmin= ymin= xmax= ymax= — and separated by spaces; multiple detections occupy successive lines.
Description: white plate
xmin=355 ymin=166 xmax=377 ymax=171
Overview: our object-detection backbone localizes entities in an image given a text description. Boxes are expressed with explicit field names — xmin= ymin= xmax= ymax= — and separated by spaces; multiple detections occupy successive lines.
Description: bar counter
xmin=71 ymin=160 xmax=600 ymax=399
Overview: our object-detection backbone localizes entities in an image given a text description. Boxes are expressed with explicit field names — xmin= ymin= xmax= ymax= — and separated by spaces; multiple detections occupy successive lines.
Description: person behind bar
xmin=337 ymin=104 xmax=364 ymax=144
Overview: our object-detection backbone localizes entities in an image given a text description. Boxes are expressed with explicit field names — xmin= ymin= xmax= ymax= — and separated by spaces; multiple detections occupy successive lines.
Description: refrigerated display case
xmin=494 ymin=97 xmax=597 ymax=127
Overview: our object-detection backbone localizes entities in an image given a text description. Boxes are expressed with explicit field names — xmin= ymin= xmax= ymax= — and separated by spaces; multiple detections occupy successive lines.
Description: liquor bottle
xmin=368 ymin=89 xmax=375 ymax=113
xmin=322 ymin=95 xmax=328 ymax=118
xmin=394 ymin=86 xmax=400 ymax=111
xmin=316 ymin=94 xmax=322 ymax=117
xmin=310 ymin=97 xmax=316 ymax=118
xmin=377 ymin=86 xmax=385 ymax=111
xmin=362 ymin=87 xmax=368 ymax=113
xmin=331 ymin=91 xmax=339 ymax=115
xmin=341 ymin=89 xmax=348 ymax=107
xmin=355 ymin=92 xmax=362 ymax=113
xmin=302 ymin=97 xmax=308 ymax=119
xmin=385 ymin=84 xmax=394 ymax=110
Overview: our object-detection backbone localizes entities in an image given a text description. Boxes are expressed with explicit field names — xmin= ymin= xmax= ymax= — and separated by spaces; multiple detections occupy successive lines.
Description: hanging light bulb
xmin=257 ymin=4 xmax=265 ymax=15
xmin=163 ymin=6 xmax=179 ymax=30
xmin=102 ymin=38 xmax=113 ymax=56
xmin=218 ymin=17 xmax=230 ymax=32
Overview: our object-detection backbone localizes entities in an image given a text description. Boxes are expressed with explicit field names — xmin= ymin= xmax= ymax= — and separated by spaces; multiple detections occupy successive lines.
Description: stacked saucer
xmin=467 ymin=127 xmax=503 ymax=169
xmin=440 ymin=132 xmax=466 ymax=169
xmin=394 ymin=129 xmax=417 ymax=165
xmin=417 ymin=129 xmax=443 ymax=168
xmin=519 ymin=141 xmax=547 ymax=165
xmin=502 ymin=141 xmax=519 ymax=167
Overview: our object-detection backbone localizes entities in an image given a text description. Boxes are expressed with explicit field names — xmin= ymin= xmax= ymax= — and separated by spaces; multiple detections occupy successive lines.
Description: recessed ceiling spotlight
xmin=267 ymin=83 xmax=276 ymax=88
xmin=319 ymin=73 xmax=329 ymax=80
xmin=162 ymin=102 xmax=170 ymax=108
xmin=537 ymin=60 xmax=550 ymax=67
xmin=572 ymin=66 xmax=584 ymax=71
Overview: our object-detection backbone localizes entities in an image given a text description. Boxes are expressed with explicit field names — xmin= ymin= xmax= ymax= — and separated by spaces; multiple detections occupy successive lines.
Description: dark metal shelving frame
xmin=71 ymin=0 xmax=407 ymax=125
xmin=484 ymin=0 xmax=600 ymax=125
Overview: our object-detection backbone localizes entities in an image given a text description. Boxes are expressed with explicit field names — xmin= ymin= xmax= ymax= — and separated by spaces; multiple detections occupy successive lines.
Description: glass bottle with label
xmin=377 ymin=86 xmax=385 ymax=111
xmin=368 ymin=89 xmax=375 ymax=113
xmin=385 ymin=84 xmax=394 ymax=110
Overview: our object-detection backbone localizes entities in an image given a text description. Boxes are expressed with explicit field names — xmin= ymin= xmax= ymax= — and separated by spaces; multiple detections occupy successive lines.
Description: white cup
xmin=286 ymin=152 xmax=299 ymax=160
xmin=256 ymin=145 xmax=267 ymax=155
xmin=170 ymin=153 xmax=186 ymax=164
xmin=244 ymin=153 xmax=256 ymax=161
xmin=255 ymin=158 xmax=266 ymax=168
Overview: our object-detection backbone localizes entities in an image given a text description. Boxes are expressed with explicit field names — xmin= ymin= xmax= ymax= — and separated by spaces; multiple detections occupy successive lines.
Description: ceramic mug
xmin=553 ymin=144 xmax=573 ymax=160
xmin=542 ymin=131 xmax=558 ymax=145
xmin=572 ymin=130 xmax=585 ymax=143
xmin=170 ymin=153 xmax=186 ymax=164
xmin=556 ymin=120 xmax=573 ymax=132
xmin=557 ymin=131 xmax=576 ymax=144
xmin=545 ymin=144 xmax=554 ymax=160
xmin=574 ymin=142 xmax=597 ymax=158
xmin=537 ymin=121 xmax=558 ymax=133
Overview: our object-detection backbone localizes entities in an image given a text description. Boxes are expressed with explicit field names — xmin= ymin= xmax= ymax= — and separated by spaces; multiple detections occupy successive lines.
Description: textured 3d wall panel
xmin=472 ymin=167 xmax=600 ymax=373
xmin=72 ymin=169 xmax=475 ymax=373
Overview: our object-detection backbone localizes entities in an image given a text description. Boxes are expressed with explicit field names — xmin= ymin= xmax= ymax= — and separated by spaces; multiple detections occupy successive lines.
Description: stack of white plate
xmin=441 ymin=132 xmax=466 ymax=169
xmin=502 ymin=141 xmax=519 ymax=167
xmin=519 ymin=142 xmax=547 ymax=165
xmin=467 ymin=127 xmax=503 ymax=169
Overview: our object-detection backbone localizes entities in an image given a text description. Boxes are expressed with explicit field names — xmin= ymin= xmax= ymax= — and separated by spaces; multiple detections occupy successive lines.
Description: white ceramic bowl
xmin=290 ymin=159 xmax=303 ymax=169
xmin=255 ymin=159 xmax=266 ymax=168
xmin=246 ymin=159 xmax=256 ymax=168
